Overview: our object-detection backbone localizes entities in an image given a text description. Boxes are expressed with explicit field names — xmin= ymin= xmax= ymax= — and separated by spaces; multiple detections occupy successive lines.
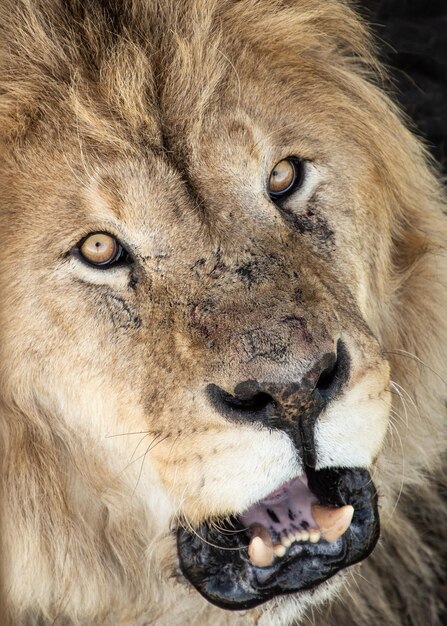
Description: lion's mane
xmin=0 ymin=1 xmax=446 ymax=625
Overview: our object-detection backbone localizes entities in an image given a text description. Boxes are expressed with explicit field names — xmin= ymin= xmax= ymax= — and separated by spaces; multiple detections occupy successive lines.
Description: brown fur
xmin=0 ymin=1 xmax=446 ymax=625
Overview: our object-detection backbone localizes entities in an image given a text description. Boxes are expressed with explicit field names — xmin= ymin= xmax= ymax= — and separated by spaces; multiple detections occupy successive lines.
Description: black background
xmin=361 ymin=0 xmax=447 ymax=171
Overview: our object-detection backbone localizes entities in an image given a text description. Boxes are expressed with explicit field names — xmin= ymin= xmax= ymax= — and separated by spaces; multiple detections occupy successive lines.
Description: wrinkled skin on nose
xmin=177 ymin=249 xmax=342 ymax=380
xmin=143 ymin=223 xmax=380 ymax=418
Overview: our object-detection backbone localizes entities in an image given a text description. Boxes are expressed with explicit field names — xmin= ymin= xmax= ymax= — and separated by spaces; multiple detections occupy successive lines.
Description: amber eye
xmin=78 ymin=232 xmax=128 ymax=268
xmin=268 ymin=158 xmax=303 ymax=199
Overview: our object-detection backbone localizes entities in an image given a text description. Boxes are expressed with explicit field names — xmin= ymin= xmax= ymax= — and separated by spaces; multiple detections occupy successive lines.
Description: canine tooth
xmin=300 ymin=531 xmax=310 ymax=542
xmin=248 ymin=536 xmax=275 ymax=567
xmin=247 ymin=524 xmax=274 ymax=567
xmin=309 ymin=529 xmax=321 ymax=543
xmin=311 ymin=504 xmax=354 ymax=542
xmin=249 ymin=524 xmax=273 ymax=545
xmin=274 ymin=544 xmax=287 ymax=558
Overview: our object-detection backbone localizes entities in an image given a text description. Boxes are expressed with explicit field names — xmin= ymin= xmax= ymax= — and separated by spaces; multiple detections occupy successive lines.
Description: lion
xmin=0 ymin=1 xmax=446 ymax=625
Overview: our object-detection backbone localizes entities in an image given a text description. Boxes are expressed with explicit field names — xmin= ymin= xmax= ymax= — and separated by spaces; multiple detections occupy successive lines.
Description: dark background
xmin=360 ymin=3 xmax=447 ymax=623
xmin=361 ymin=0 xmax=447 ymax=172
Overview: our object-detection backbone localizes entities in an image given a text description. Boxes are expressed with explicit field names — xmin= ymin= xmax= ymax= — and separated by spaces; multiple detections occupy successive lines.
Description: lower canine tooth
xmin=248 ymin=525 xmax=274 ymax=567
xmin=248 ymin=536 xmax=274 ymax=567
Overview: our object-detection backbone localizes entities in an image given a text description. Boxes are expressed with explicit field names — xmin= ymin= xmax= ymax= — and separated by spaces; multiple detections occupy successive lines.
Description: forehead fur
xmin=0 ymin=0 xmax=379 ymax=152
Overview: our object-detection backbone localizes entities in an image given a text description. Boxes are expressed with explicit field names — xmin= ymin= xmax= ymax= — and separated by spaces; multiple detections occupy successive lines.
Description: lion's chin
xmin=177 ymin=467 xmax=379 ymax=610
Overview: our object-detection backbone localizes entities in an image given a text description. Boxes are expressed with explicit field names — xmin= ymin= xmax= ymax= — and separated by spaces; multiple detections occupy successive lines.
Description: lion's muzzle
xmin=177 ymin=467 xmax=379 ymax=610
xmin=206 ymin=338 xmax=350 ymax=468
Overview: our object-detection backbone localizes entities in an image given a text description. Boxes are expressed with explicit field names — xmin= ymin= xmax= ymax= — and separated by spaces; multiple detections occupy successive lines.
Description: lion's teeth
xmin=248 ymin=503 xmax=354 ymax=566
xmin=248 ymin=524 xmax=275 ymax=567
xmin=248 ymin=525 xmax=274 ymax=567
xmin=311 ymin=504 xmax=354 ymax=542
xmin=274 ymin=544 xmax=286 ymax=558
xmin=248 ymin=536 xmax=275 ymax=567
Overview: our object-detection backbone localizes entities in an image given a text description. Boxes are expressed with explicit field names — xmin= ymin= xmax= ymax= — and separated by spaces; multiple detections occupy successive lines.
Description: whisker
xmin=352 ymin=568 xmax=377 ymax=590
xmin=342 ymin=578 xmax=359 ymax=608
xmin=132 ymin=434 xmax=170 ymax=496
xmin=384 ymin=349 xmax=447 ymax=387
xmin=386 ymin=402 xmax=409 ymax=429
xmin=128 ymin=432 xmax=152 ymax=465
xmin=178 ymin=517 xmax=247 ymax=553
xmin=117 ymin=432 xmax=165 ymax=476
xmin=105 ymin=430 xmax=152 ymax=438
xmin=390 ymin=380 xmax=422 ymax=422
xmin=210 ymin=522 xmax=246 ymax=535
xmin=389 ymin=381 xmax=411 ymax=427
xmin=384 ymin=418 xmax=406 ymax=522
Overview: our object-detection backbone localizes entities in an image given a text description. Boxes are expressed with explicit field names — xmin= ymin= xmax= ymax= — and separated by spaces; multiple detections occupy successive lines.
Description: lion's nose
xmin=206 ymin=340 xmax=350 ymax=467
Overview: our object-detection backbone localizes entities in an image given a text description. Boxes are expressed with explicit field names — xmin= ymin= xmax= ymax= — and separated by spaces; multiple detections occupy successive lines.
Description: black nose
xmin=206 ymin=340 xmax=350 ymax=467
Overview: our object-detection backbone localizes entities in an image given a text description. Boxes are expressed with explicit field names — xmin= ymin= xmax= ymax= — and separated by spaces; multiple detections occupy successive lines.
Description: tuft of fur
xmin=0 ymin=1 xmax=446 ymax=625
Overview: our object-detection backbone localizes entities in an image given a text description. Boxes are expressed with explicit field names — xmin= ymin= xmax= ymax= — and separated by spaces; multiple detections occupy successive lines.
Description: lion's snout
xmin=205 ymin=339 xmax=350 ymax=467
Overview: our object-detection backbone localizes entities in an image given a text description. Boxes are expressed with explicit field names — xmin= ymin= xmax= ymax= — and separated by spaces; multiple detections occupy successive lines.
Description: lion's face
xmin=0 ymin=0 xmax=403 ymax=619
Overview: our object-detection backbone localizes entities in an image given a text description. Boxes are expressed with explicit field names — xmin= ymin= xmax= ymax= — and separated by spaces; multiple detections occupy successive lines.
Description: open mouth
xmin=177 ymin=467 xmax=379 ymax=610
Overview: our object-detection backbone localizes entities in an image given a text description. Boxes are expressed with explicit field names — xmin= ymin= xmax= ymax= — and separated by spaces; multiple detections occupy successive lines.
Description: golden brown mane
xmin=0 ymin=1 xmax=446 ymax=625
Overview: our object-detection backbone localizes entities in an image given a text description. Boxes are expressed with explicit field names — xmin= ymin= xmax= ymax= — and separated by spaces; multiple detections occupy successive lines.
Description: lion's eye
xmin=77 ymin=232 xmax=129 ymax=268
xmin=268 ymin=158 xmax=304 ymax=199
